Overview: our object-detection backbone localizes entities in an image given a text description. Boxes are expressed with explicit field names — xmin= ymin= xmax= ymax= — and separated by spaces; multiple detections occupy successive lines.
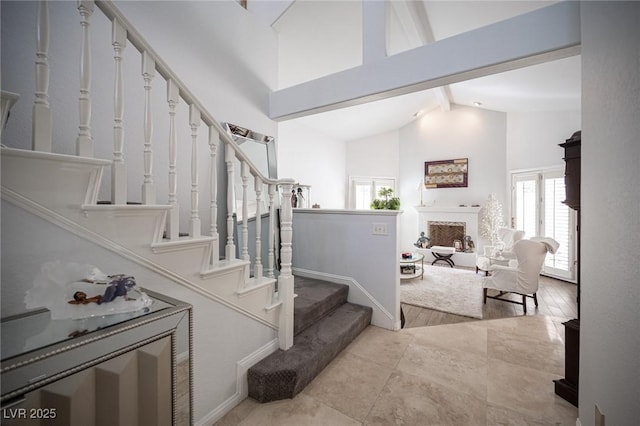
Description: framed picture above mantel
xmin=424 ymin=158 xmax=468 ymax=189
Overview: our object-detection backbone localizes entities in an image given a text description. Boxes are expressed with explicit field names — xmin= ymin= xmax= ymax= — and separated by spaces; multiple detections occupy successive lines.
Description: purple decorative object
xmin=99 ymin=275 xmax=137 ymax=304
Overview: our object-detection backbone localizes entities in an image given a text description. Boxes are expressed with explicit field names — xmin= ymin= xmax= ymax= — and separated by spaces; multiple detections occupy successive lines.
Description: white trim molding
xmin=196 ymin=338 xmax=279 ymax=426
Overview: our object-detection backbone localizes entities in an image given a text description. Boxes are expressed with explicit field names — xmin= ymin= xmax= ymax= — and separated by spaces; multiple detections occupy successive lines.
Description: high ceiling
xmin=247 ymin=0 xmax=581 ymax=141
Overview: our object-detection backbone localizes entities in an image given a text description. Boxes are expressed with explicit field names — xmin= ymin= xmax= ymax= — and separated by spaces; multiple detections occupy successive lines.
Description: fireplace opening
xmin=428 ymin=221 xmax=466 ymax=249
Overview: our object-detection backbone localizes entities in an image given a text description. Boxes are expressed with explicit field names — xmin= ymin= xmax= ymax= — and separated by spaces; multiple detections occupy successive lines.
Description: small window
xmin=348 ymin=177 xmax=395 ymax=210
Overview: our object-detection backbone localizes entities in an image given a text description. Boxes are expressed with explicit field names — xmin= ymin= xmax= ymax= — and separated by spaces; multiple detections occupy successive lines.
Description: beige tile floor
xmin=215 ymin=315 xmax=577 ymax=426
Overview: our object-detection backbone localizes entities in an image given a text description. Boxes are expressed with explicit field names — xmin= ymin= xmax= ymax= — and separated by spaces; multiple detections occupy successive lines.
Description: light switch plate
xmin=372 ymin=223 xmax=388 ymax=235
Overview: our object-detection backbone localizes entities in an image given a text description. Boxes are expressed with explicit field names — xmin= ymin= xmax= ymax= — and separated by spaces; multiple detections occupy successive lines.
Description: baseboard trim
xmin=195 ymin=338 xmax=279 ymax=426
xmin=292 ymin=267 xmax=396 ymax=330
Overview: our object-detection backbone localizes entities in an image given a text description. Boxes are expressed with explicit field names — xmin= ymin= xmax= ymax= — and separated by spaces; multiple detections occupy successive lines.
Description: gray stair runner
xmin=248 ymin=277 xmax=372 ymax=403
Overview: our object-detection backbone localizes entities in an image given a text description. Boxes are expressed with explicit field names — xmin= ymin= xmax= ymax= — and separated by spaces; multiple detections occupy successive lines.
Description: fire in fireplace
xmin=428 ymin=221 xmax=466 ymax=248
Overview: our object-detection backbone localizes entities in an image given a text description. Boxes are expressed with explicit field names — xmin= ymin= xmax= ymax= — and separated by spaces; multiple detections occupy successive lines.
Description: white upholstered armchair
xmin=482 ymin=237 xmax=559 ymax=314
xmin=476 ymin=228 xmax=525 ymax=275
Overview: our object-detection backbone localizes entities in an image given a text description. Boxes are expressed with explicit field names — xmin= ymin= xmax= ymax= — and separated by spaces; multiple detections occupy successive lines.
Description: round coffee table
xmin=400 ymin=253 xmax=424 ymax=280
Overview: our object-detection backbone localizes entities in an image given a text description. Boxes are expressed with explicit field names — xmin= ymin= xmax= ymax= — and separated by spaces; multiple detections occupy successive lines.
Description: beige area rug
xmin=400 ymin=265 xmax=484 ymax=319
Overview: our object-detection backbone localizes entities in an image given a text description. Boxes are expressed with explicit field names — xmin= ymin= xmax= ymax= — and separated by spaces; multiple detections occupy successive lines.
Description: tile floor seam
xmin=357 ymin=335 xmax=416 ymax=425
xmin=359 ymin=367 xmax=395 ymax=425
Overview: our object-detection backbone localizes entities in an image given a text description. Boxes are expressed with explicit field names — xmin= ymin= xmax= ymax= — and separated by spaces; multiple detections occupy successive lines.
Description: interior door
xmin=512 ymin=169 xmax=576 ymax=281
xmin=541 ymin=170 xmax=576 ymax=280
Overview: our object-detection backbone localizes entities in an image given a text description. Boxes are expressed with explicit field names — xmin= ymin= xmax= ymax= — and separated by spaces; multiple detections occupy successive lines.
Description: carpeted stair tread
xmin=248 ymin=302 xmax=372 ymax=403
xmin=293 ymin=277 xmax=349 ymax=336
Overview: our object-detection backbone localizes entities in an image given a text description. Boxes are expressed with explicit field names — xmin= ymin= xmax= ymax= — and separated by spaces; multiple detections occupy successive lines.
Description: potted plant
xmin=371 ymin=187 xmax=400 ymax=210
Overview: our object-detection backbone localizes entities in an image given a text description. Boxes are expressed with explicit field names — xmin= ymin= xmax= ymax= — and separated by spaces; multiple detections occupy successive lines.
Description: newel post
xmin=278 ymin=179 xmax=296 ymax=350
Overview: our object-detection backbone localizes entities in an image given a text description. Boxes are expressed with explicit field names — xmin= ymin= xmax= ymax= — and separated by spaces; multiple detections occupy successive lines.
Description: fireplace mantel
xmin=415 ymin=205 xmax=482 ymax=214
xmin=415 ymin=205 xmax=482 ymax=247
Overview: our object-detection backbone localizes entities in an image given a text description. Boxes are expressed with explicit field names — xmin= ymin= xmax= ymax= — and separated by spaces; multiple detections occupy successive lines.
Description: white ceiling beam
xmin=247 ymin=0 xmax=295 ymax=27
xmin=363 ymin=0 xmax=387 ymax=64
xmin=270 ymin=1 xmax=580 ymax=121
xmin=390 ymin=1 xmax=423 ymax=49
xmin=393 ymin=0 xmax=451 ymax=112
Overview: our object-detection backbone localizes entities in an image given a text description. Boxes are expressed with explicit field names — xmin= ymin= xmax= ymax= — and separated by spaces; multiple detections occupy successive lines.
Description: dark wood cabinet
xmin=554 ymin=318 xmax=580 ymax=406
xmin=559 ymin=131 xmax=581 ymax=210
xmin=555 ymin=130 xmax=581 ymax=407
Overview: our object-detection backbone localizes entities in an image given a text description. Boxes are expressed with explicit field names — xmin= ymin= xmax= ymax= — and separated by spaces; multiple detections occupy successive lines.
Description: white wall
xmin=277 ymin=120 xmax=346 ymax=209
xmin=506 ymin=110 xmax=581 ymax=172
xmin=114 ymin=0 xmax=278 ymax=135
xmin=580 ymin=3 xmax=640 ymax=425
xmin=397 ymin=105 xmax=507 ymax=251
xmin=273 ymin=0 xmax=362 ymax=89
xmin=345 ymin=129 xmax=400 ymax=202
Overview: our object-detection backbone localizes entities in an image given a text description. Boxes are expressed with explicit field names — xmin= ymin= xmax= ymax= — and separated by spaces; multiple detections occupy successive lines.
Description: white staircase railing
xmin=23 ymin=0 xmax=295 ymax=350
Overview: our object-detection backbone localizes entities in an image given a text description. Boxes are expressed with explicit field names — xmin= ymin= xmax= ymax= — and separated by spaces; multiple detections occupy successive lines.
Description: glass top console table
xmin=1 ymin=289 xmax=192 ymax=425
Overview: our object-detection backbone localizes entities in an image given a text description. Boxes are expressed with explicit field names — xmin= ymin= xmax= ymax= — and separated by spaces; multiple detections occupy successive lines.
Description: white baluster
xmin=189 ymin=105 xmax=201 ymax=238
xmin=266 ymin=184 xmax=276 ymax=279
xmin=254 ymin=176 xmax=263 ymax=278
xmin=33 ymin=0 xmax=51 ymax=152
xmin=241 ymin=161 xmax=250 ymax=263
xmin=166 ymin=79 xmax=179 ymax=240
xmin=278 ymin=180 xmax=296 ymax=350
xmin=111 ymin=19 xmax=127 ymax=205
xmin=76 ymin=0 xmax=94 ymax=157
xmin=141 ymin=51 xmax=155 ymax=204
xmin=225 ymin=142 xmax=236 ymax=259
xmin=209 ymin=126 xmax=219 ymax=263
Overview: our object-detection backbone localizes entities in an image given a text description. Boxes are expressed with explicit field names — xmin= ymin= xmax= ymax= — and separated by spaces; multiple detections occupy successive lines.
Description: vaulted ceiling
xmin=247 ymin=0 xmax=581 ymax=141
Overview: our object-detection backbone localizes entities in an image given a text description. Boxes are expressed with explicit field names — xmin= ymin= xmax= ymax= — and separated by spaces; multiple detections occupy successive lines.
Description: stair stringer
xmin=1 ymin=150 xmax=282 ymax=329
xmin=1 ymin=148 xmax=174 ymax=250
xmin=80 ymin=204 xmax=171 ymax=250
xmin=1 ymin=148 xmax=110 ymax=208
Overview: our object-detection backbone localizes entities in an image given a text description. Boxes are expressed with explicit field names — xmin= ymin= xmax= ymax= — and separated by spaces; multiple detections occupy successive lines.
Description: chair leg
xmin=483 ymin=288 xmax=487 ymax=304
xmin=533 ymin=293 xmax=539 ymax=307
xmin=522 ymin=295 xmax=527 ymax=314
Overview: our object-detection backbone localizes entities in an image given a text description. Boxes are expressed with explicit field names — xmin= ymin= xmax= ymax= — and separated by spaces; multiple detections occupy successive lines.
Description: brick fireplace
xmin=428 ymin=221 xmax=466 ymax=247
